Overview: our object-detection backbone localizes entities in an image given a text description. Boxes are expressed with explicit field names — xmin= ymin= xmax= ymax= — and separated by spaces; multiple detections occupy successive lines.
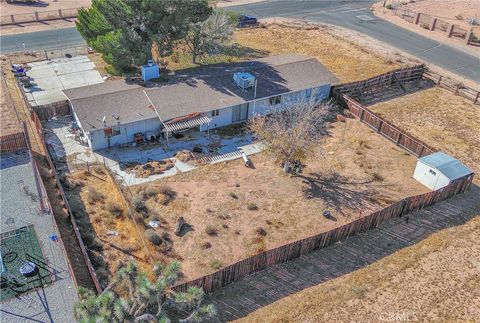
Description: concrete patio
xmin=43 ymin=118 xmax=264 ymax=185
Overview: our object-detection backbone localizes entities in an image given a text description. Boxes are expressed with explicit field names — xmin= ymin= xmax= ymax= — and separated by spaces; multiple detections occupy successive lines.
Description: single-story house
xmin=63 ymin=54 xmax=338 ymax=151
xmin=413 ymin=152 xmax=473 ymax=190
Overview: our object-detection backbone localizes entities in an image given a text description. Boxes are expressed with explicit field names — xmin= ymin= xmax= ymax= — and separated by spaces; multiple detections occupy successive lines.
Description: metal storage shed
xmin=413 ymin=152 xmax=473 ymax=190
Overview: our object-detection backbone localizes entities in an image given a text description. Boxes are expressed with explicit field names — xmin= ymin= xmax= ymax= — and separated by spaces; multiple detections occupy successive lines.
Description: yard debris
xmin=106 ymin=230 xmax=119 ymax=236
xmin=174 ymin=217 xmax=186 ymax=236
xmin=122 ymin=159 xmax=174 ymax=178
xmin=149 ymin=220 xmax=161 ymax=228
xmin=175 ymin=150 xmax=204 ymax=163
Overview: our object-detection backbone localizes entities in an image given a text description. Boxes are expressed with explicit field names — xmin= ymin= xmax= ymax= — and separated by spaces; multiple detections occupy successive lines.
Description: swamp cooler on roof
xmin=233 ymin=72 xmax=255 ymax=90
xmin=141 ymin=60 xmax=160 ymax=81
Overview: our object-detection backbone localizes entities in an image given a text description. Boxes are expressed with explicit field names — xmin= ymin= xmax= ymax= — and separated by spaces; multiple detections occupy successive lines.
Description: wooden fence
xmin=30 ymin=110 xmax=102 ymax=293
xmin=423 ymin=69 xmax=480 ymax=104
xmin=0 ymin=8 xmax=81 ymax=26
xmin=173 ymin=173 xmax=473 ymax=294
xmin=0 ymin=131 xmax=27 ymax=154
xmin=393 ymin=7 xmax=476 ymax=46
xmin=332 ymin=65 xmax=436 ymax=157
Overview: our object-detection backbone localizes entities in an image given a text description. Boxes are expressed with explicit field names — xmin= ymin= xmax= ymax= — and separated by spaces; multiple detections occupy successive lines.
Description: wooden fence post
xmin=10 ymin=15 xmax=15 ymax=24
xmin=447 ymin=24 xmax=454 ymax=37
xmin=414 ymin=13 xmax=420 ymax=25
xmin=377 ymin=120 xmax=383 ymax=133
xmin=35 ymin=12 xmax=39 ymax=21
xmin=465 ymin=31 xmax=473 ymax=45
xmin=58 ymin=9 xmax=62 ymax=18
xmin=430 ymin=17 xmax=437 ymax=30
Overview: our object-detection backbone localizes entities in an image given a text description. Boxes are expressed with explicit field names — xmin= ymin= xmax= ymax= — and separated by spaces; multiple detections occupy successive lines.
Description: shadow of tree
xmin=296 ymin=172 xmax=381 ymax=217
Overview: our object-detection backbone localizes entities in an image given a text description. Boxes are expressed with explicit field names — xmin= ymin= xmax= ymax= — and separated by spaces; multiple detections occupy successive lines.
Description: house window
xmin=211 ymin=109 xmax=220 ymax=117
xmin=269 ymin=95 xmax=281 ymax=105
xmin=112 ymin=127 xmax=121 ymax=136
xmin=429 ymin=169 xmax=437 ymax=176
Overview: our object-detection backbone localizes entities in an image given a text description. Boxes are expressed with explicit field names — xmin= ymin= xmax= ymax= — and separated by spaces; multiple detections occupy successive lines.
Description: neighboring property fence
xmin=392 ymin=7 xmax=477 ymax=46
xmin=173 ymin=173 xmax=473 ymax=294
xmin=0 ymin=7 xmax=81 ymax=26
xmin=0 ymin=131 xmax=27 ymax=154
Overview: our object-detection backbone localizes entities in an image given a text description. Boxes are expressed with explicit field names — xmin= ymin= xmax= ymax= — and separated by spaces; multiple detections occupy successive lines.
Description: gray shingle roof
xmin=419 ymin=152 xmax=473 ymax=180
xmin=65 ymin=54 xmax=338 ymax=132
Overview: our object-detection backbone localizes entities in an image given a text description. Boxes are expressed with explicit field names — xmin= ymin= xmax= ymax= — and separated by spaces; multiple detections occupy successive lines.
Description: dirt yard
xmin=368 ymin=86 xmax=480 ymax=183
xmin=65 ymin=165 xmax=157 ymax=287
xmin=235 ymin=204 xmax=480 ymax=323
xmin=131 ymin=118 xmax=428 ymax=280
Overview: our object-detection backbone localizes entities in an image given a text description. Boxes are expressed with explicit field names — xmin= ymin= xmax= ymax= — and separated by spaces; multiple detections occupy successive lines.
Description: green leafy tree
xmin=185 ymin=9 xmax=236 ymax=63
xmin=74 ymin=261 xmax=216 ymax=322
xmin=76 ymin=0 xmax=212 ymax=72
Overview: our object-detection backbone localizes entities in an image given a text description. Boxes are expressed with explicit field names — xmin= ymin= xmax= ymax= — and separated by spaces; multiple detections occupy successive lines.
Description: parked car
xmin=6 ymin=0 xmax=37 ymax=4
xmin=238 ymin=15 xmax=258 ymax=28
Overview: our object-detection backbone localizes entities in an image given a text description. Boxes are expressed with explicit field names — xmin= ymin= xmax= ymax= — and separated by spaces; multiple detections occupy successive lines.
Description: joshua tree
xmin=74 ymin=261 xmax=216 ymax=322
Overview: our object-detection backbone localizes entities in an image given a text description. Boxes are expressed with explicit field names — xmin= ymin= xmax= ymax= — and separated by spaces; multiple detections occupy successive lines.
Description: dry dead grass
xmin=133 ymin=119 xmax=428 ymax=280
xmin=236 ymin=214 xmax=480 ymax=323
xmin=66 ymin=166 xmax=156 ymax=283
xmin=368 ymin=87 xmax=480 ymax=183
xmin=235 ymin=26 xmax=401 ymax=82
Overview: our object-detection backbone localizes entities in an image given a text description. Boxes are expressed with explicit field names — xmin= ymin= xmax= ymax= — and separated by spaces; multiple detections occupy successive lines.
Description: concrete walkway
xmin=205 ymin=186 xmax=480 ymax=322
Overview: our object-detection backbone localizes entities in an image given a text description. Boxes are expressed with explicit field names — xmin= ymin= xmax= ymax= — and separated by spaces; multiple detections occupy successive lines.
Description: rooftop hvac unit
xmin=141 ymin=60 xmax=160 ymax=81
xmin=233 ymin=72 xmax=255 ymax=90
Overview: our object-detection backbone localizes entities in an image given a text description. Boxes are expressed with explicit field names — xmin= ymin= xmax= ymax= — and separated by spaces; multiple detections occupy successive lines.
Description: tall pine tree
xmin=76 ymin=0 xmax=212 ymax=73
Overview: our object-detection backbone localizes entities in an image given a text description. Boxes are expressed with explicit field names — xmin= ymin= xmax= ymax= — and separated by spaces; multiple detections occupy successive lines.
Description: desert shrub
xmin=206 ymin=208 xmax=213 ymax=213
xmin=455 ymin=14 xmax=463 ymax=20
xmin=371 ymin=172 xmax=384 ymax=182
xmin=145 ymin=186 xmax=160 ymax=198
xmin=385 ymin=4 xmax=394 ymax=9
xmin=228 ymin=192 xmax=238 ymax=199
xmin=256 ymin=227 xmax=267 ymax=236
xmin=132 ymin=197 xmax=148 ymax=213
xmin=99 ymin=211 xmax=115 ymax=226
xmin=93 ymin=165 xmax=106 ymax=176
xmin=222 ymin=224 xmax=229 ymax=229
xmin=87 ymin=186 xmax=104 ymax=204
xmin=145 ymin=229 xmax=162 ymax=246
xmin=106 ymin=201 xmax=123 ymax=217
xmin=210 ymin=260 xmax=222 ymax=270
xmin=352 ymin=285 xmax=368 ymax=299
xmin=158 ymin=185 xmax=176 ymax=205
xmin=202 ymin=241 xmax=212 ymax=249
xmin=247 ymin=202 xmax=258 ymax=211
xmin=234 ymin=230 xmax=241 ymax=235
xmin=205 ymin=225 xmax=218 ymax=236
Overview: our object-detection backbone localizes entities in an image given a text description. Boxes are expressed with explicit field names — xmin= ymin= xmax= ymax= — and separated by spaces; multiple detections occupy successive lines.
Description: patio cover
xmin=163 ymin=115 xmax=212 ymax=132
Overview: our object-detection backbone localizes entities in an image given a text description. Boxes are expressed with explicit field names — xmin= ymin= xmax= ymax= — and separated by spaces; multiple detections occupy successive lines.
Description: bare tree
xmin=248 ymin=94 xmax=338 ymax=173
xmin=185 ymin=9 xmax=236 ymax=63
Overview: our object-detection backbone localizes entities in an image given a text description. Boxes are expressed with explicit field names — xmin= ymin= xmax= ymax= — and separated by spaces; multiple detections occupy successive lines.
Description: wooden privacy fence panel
xmin=0 ymin=132 xmax=27 ymax=154
xmin=173 ymin=174 xmax=473 ymax=294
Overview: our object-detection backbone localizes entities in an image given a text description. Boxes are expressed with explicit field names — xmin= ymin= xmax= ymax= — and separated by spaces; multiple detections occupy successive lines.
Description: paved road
xmin=1 ymin=0 xmax=478 ymax=83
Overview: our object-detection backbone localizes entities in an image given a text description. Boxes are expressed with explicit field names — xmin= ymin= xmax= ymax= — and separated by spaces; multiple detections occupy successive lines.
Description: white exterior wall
xmin=88 ymin=117 xmax=162 ymax=151
xmin=413 ymin=161 xmax=450 ymax=190
xmin=200 ymin=84 xmax=332 ymax=131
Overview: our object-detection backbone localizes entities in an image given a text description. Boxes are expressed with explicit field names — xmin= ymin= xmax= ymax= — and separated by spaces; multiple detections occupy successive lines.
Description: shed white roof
xmin=419 ymin=152 xmax=473 ymax=180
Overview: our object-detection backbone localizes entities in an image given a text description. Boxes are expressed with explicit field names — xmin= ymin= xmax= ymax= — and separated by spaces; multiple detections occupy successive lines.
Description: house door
xmin=232 ymin=103 xmax=249 ymax=123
